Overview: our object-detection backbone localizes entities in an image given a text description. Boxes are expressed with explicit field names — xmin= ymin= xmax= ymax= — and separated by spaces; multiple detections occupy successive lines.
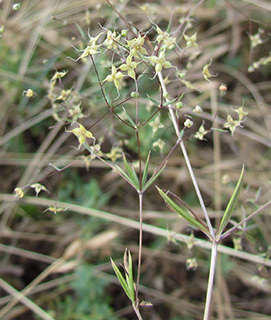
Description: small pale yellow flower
xmin=119 ymin=55 xmax=137 ymax=79
xmin=193 ymin=105 xmax=202 ymax=114
xmin=104 ymin=30 xmax=121 ymax=50
xmin=194 ymin=123 xmax=208 ymax=140
xmin=127 ymin=35 xmax=148 ymax=57
xmin=76 ymin=44 xmax=100 ymax=60
xmin=249 ymin=32 xmax=263 ymax=48
xmin=234 ymin=106 xmax=248 ymax=121
xmin=156 ymin=26 xmax=176 ymax=50
xmin=106 ymin=147 xmax=122 ymax=162
xmin=152 ymin=138 xmax=165 ymax=152
xmin=224 ymin=114 xmax=240 ymax=135
xmin=68 ymin=103 xmax=87 ymax=121
xmin=56 ymin=89 xmax=72 ymax=101
xmin=186 ymin=257 xmax=198 ymax=270
xmin=202 ymin=61 xmax=212 ymax=82
xmin=51 ymin=70 xmax=68 ymax=83
xmin=149 ymin=115 xmax=164 ymax=134
xmin=202 ymin=60 xmax=214 ymax=82
xmin=89 ymin=144 xmax=103 ymax=160
xmin=67 ymin=123 xmax=94 ymax=147
xmin=149 ymin=50 xmax=173 ymax=73
xmin=184 ymin=33 xmax=198 ymax=48
xmin=15 ymin=187 xmax=24 ymax=199
xmin=25 ymin=89 xmax=34 ymax=97
xmin=12 ymin=3 xmax=20 ymax=10
xmin=185 ymin=233 xmax=195 ymax=250
xmin=184 ymin=119 xmax=193 ymax=128
xmin=104 ymin=65 xmax=124 ymax=91
xmin=30 ymin=183 xmax=48 ymax=197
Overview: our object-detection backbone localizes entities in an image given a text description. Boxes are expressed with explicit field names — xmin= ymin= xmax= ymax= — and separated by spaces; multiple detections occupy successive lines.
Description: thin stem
xmin=136 ymin=192 xmax=144 ymax=305
xmin=203 ymin=241 xmax=218 ymax=320
xmin=180 ymin=140 xmax=215 ymax=237
xmin=136 ymin=130 xmax=142 ymax=189
xmin=90 ymin=55 xmax=135 ymax=130
xmin=135 ymin=79 xmax=139 ymax=125
xmin=157 ymin=71 xmax=215 ymax=238
xmin=133 ymin=303 xmax=143 ymax=320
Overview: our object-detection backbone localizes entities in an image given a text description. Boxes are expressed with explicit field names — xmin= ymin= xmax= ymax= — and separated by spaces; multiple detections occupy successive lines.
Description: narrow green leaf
xmin=122 ymin=154 xmax=140 ymax=189
xmin=156 ymin=187 xmax=210 ymax=236
xmin=217 ymin=165 xmax=245 ymax=238
xmin=179 ymin=129 xmax=184 ymax=140
xmin=146 ymin=94 xmax=159 ymax=106
xmin=115 ymin=164 xmax=132 ymax=184
xmin=128 ymin=250 xmax=135 ymax=303
xmin=163 ymin=98 xmax=177 ymax=107
xmin=75 ymin=23 xmax=86 ymax=39
xmin=212 ymin=128 xmax=227 ymax=133
xmin=177 ymin=93 xmax=185 ymax=103
xmin=110 ymin=258 xmax=132 ymax=301
xmin=142 ymin=152 xmax=151 ymax=187
xmin=143 ymin=162 xmax=167 ymax=192
xmin=122 ymin=107 xmax=136 ymax=128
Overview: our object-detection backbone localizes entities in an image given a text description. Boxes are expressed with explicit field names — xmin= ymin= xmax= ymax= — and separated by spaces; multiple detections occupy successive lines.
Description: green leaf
xmin=212 ymin=128 xmax=227 ymax=133
xmin=110 ymin=258 xmax=132 ymax=301
xmin=156 ymin=187 xmax=210 ymax=236
xmin=163 ymin=98 xmax=177 ymax=107
xmin=114 ymin=164 xmax=132 ymax=184
xmin=122 ymin=107 xmax=136 ymax=128
xmin=122 ymin=154 xmax=140 ymax=189
xmin=177 ymin=93 xmax=185 ymax=103
xmin=143 ymin=161 xmax=167 ymax=192
xmin=217 ymin=165 xmax=245 ymax=238
xmin=146 ymin=94 xmax=160 ymax=106
xmin=127 ymin=250 xmax=135 ymax=303
xmin=75 ymin=23 xmax=86 ymax=40
xmin=142 ymin=152 xmax=151 ymax=187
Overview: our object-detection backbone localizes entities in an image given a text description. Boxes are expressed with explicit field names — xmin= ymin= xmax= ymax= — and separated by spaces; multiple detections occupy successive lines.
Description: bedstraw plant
xmin=11 ymin=1 xmax=271 ymax=319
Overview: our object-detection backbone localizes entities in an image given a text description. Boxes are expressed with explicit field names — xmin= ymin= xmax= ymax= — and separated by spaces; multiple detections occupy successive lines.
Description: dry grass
xmin=0 ymin=0 xmax=271 ymax=319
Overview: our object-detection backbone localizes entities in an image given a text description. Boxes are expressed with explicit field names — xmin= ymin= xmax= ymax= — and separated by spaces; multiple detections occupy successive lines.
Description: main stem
xmin=136 ymin=192 xmax=144 ymax=306
xmin=203 ymin=241 xmax=218 ymax=320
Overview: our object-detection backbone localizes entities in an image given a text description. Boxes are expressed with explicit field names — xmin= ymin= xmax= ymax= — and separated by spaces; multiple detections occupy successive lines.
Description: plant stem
xmin=133 ymin=303 xmax=143 ymax=320
xmin=203 ymin=241 xmax=218 ymax=320
xmin=136 ymin=192 xmax=144 ymax=305
xmin=157 ymin=71 xmax=215 ymax=238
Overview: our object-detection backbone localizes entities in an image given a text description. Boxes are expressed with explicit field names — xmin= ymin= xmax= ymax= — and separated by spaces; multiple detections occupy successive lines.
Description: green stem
xmin=136 ymin=192 xmax=143 ymax=305
xmin=157 ymin=71 xmax=215 ymax=238
xmin=133 ymin=303 xmax=143 ymax=320
xmin=203 ymin=241 xmax=218 ymax=320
